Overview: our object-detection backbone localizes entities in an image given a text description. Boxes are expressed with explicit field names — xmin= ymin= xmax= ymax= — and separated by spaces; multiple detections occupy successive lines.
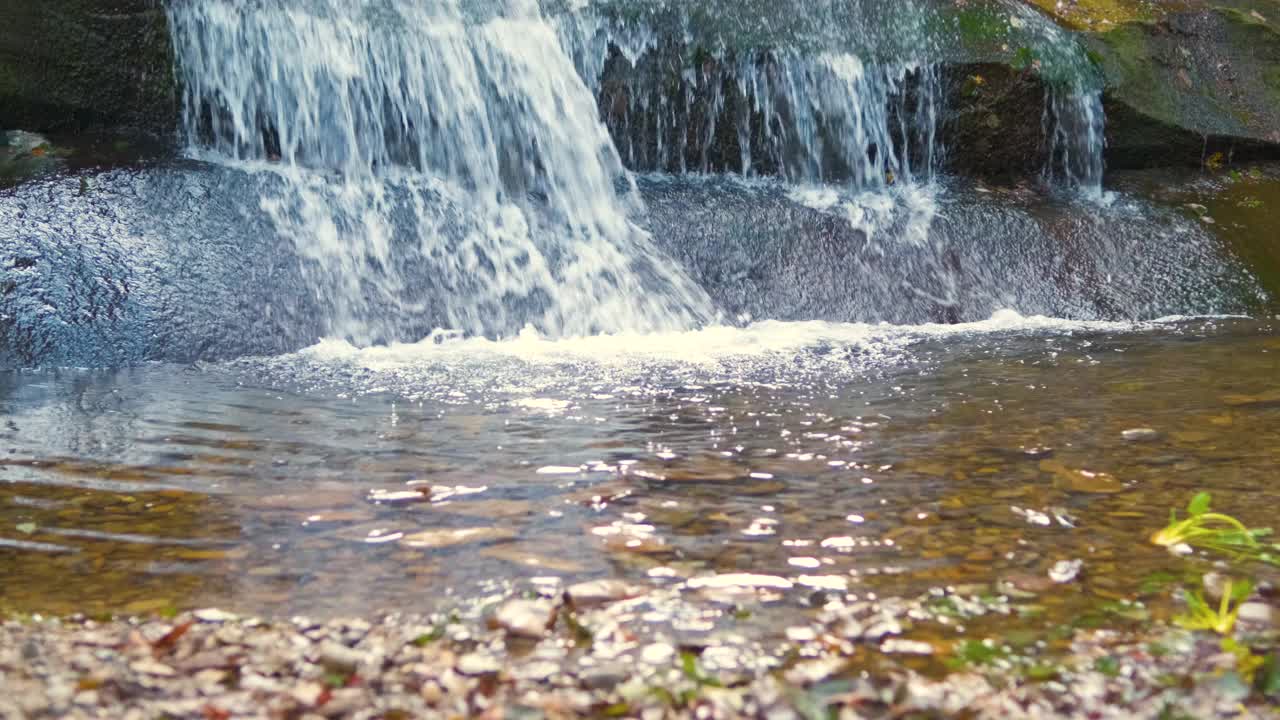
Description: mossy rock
xmin=0 ymin=131 xmax=62 ymax=187
xmin=1020 ymin=0 xmax=1176 ymax=30
xmin=0 ymin=0 xmax=177 ymax=134
xmin=1084 ymin=5 xmax=1280 ymax=167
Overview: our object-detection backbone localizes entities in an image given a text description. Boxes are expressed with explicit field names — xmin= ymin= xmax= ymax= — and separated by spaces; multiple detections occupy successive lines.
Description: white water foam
xmin=220 ymin=310 xmax=1202 ymax=407
xmin=787 ymin=181 xmax=938 ymax=247
xmin=292 ymin=309 xmax=1147 ymax=374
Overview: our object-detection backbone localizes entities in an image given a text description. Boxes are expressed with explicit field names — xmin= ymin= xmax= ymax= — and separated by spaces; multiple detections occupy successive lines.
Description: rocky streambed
xmin=2 ymin=577 xmax=1276 ymax=720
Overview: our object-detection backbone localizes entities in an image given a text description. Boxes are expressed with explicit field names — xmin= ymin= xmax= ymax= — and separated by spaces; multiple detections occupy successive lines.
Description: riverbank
xmin=3 ymin=583 xmax=1276 ymax=719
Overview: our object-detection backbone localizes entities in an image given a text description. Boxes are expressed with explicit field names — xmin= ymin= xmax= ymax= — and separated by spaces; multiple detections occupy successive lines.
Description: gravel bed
xmin=1 ymin=581 xmax=1276 ymax=719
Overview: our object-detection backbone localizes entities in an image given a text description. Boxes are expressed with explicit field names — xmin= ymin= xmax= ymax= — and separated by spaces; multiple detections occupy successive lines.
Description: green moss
xmin=0 ymin=60 xmax=18 ymax=96
xmin=1088 ymin=26 xmax=1178 ymax=122
xmin=955 ymin=6 xmax=1012 ymax=49
xmin=1023 ymin=0 xmax=1161 ymax=30
xmin=1011 ymin=46 xmax=1037 ymax=71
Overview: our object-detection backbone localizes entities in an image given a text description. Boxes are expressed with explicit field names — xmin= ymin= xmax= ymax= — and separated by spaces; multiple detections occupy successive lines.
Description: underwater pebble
xmin=366 ymin=488 xmax=431 ymax=505
xmin=686 ymin=573 xmax=793 ymax=590
xmin=880 ymin=639 xmax=934 ymax=655
xmin=492 ymin=599 xmax=557 ymax=638
xmin=1121 ymin=428 xmax=1159 ymax=442
xmin=566 ymin=579 xmax=641 ymax=608
xmin=1049 ymin=559 xmax=1083 ymax=584
xmin=193 ymin=608 xmax=237 ymax=623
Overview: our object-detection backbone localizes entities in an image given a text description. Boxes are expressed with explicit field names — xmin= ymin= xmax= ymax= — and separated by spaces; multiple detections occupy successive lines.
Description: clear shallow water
xmin=2 ymin=315 xmax=1278 ymax=644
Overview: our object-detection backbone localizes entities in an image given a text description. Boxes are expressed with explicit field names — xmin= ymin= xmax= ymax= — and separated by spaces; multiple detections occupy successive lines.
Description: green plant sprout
xmin=1151 ymin=492 xmax=1279 ymax=565
xmin=1221 ymin=637 xmax=1268 ymax=686
xmin=1173 ymin=579 xmax=1252 ymax=635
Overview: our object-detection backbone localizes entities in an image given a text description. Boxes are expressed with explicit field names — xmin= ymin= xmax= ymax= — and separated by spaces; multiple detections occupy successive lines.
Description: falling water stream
xmin=167 ymin=0 xmax=717 ymax=342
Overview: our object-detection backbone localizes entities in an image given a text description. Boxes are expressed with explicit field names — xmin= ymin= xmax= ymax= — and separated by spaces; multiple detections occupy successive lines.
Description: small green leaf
xmin=412 ymin=623 xmax=447 ymax=647
xmin=1094 ymin=656 xmax=1120 ymax=677
xmin=1260 ymin=653 xmax=1280 ymax=697
xmin=1229 ymin=579 xmax=1254 ymax=602
xmin=1187 ymin=492 xmax=1212 ymax=516
xmin=15 ymin=523 xmax=36 ymax=535
xmin=1025 ymin=664 xmax=1059 ymax=681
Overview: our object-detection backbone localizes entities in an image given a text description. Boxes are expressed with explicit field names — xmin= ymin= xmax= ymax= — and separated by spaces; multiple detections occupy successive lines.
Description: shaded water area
xmin=3 ymin=316 xmax=1277 ymax=659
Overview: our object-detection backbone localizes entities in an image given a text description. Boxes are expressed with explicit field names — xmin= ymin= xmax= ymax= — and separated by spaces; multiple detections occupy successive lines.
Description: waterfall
xmin=166 ymin=0 xmax=716 ymax=342
xmin=164 ymin=0 xmax=1111 ymax=349
xmin=558 ymin=0 xmax=945 ymax=188
xmin=1043 ymin=86 xmax=1107 ymax=197
xmin=1002 ymin=0 xmax=1107 ymax=196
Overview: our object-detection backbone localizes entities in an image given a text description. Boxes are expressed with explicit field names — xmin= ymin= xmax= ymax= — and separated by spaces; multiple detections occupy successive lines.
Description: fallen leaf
xmin=152 ymin=620 xmax=195 ymax=654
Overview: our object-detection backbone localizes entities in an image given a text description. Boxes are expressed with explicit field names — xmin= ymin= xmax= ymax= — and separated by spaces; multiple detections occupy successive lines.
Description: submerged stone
xmin=1049 ymin=559 xmax=1083 ymax=584
xmin=399 ymin=527 xmax=516 ymax=549
xmin=1121 ymin=428 xmax=1160 ymax=442
xmin=566 ymin=580 xmax=643 ymax=608
xmin=491 ymin=600 xmax=557 ymax=639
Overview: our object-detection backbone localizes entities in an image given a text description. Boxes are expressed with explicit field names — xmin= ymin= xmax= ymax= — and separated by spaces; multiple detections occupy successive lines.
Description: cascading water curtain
xmin=1043 ymin=84 xmax=1107 ymax=197
xmin=165 ymin=0 xmax=715 ymax=342
xmin=554 ymin=2 xmax=945 ymax=191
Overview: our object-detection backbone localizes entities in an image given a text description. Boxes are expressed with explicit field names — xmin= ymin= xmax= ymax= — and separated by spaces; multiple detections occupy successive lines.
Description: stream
xmin=1 ymin=0 xmax=1279 ymax=714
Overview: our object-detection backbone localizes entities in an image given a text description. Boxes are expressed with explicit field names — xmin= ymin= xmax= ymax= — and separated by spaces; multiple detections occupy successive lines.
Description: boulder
xmin=0 ymin=0 xmax=176 ymax=133
xmin=1084 ymin=7 xmax=1280 ymax=168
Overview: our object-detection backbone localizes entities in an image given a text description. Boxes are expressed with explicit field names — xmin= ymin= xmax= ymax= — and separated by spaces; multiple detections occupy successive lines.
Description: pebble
xmin=290 ymin=681 xmax=326 ymax=707
xmin=366 ymin=488 xmax=431 ymax=505
xmin=492 ymin=599 xmax=557 ymax=638
xmin=400 ymin=527 xmax=516 ymax=549
xmin=193 ymin=608 xmax=238 ymax=623
xmin=881 ymin=639 xmax=934 ymax=655
xmin=785 ymin=658 xmax=845 ymax=685
xmin=785 ymin=627 xmax=817 ymax=643
xmin=1049 ymin=559 xmax=1083 ymax=584
xmin=456 ymin=652 xmax=501 ymax=676
xmin=1203 ymin=571 xmax=1229 ymax=599
xmin=579 ymin=665 xmax=630 ymax=690
xmin=640 ymin=642 xmax=675 ymax=665
xmin=566 ymin=579 xmax=641 ymax=608
xmin=317 ymin=641 xmax=369 ymax=670
xmin=1237 ymin=602 xmax=1274 ymax=627
xmin=514 ymin=660 xmax=560 ymax=682
xmin=129 ymin=659 xmax=177 ymax=677
xmin=1040 ymin=460 xmax=1124 ymax=493
xmin=320 ymin=688 xmax=367 ymax=717
xmin=1121 ymin=428 xmax=1160 ymax=442
xmin=1001 ymin=573 xmax=1054 ymax=596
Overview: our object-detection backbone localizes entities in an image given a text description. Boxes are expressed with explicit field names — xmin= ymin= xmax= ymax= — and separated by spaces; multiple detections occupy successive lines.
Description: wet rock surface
xmin=0 ymin=0 xmax=176 ymax=134
xmin=4 ymin=165 xmax=1263 ymax=368
xmin=1084 ymin=6 xmax=1280 ymax=168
